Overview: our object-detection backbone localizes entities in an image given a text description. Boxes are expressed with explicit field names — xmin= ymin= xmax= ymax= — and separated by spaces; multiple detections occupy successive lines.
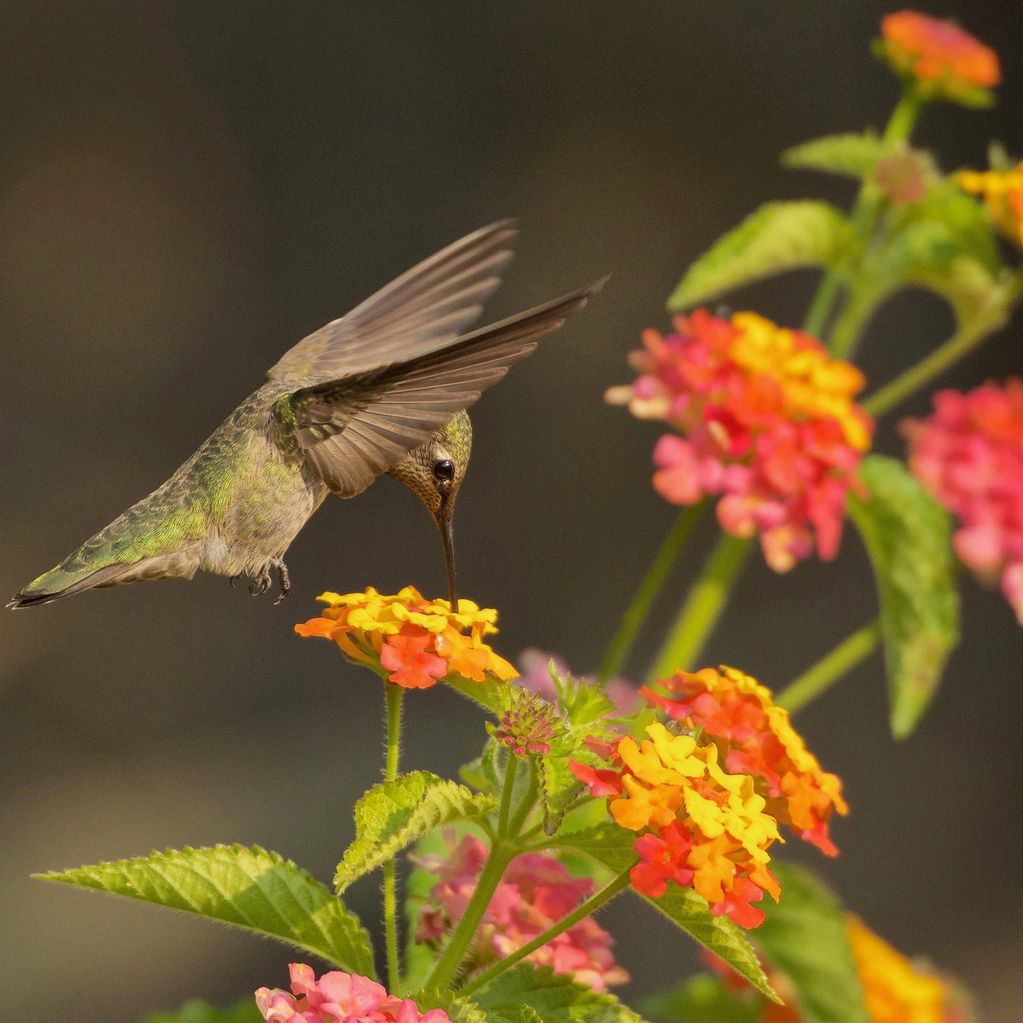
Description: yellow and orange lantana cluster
xmin=296 ymin=586 xmax=517 ymax=689
xmin=957 ymin=161 xmax=1023 ymax=250
xmin=571 ymin=720 xmax=783 ymax=928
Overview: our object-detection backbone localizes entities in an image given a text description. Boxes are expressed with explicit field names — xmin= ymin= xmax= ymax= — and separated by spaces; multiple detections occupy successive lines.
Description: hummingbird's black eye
xmin=432 ymin=459 xmax=455 ymax=482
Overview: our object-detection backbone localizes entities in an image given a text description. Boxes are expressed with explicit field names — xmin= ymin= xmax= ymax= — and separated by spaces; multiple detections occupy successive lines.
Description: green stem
xmin=598 ymin=503 xmax=705 ymax=682
xmin=383 ymin=684 xmax=404 ymax=990
xmin=863 ymin=318 xmax=1002 ymax=419
xmin=648 ymin=533 xmax=752 ymax=681
xmin=458 ymin=868 xmax=633 ymax=998
xmin=425 ymin=841 xmax=515 ymax=991
xmin=776 ymin=619 xmax=881 ymax=713
xmin=497 ymin=756 xmax=519 ymax=837
xmin=802 ymin=89 xmax=922 ymax=344
xmin=506 ymin=757 xmax=538 ymax=837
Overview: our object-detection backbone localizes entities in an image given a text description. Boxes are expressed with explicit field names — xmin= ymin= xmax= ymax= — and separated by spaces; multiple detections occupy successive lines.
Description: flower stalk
xmin=383 ymin=683 xmax=404 ymax=989
xmin=776 ymin=619 xmax=882 ymax=713
xmin=599 ymin=503 xmax=705 ymax=682
xmin=648 ymin=533 xmax=752 ymax=682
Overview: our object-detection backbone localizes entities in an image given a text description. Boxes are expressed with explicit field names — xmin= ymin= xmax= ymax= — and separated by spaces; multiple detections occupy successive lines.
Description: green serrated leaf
xmin=905 ymin=255 xmax=1012 ymax=330
xmin=472 ymin=964 xmax=648 ymax=1023
xmin=460 ymin=739 xmax=505 ymax=794
xmin=38 ymin=844 xmax=375 ymax=977
xmin=757 ymin=866 xmax=866 ymax=1023
xmin=335 ymin=771 xmax=495 ymax=892
xmin=668 ymin=201 xmax=857 ymax=311
xmin=781 ymin=132 xmax=885 ymax=178
xmin=537 ymin=754 xmax=583 ymax=836
xmin=561 ymin=825 xmax=776 ymax=1002
xmin=418 ymin=990 xmax=492 ymax=1023
xmin=644 ymin=975 xmax=761 ymax=1023
xmin=444 ymin=675 xmax=515 ymax=715
xmin=848 ymin=456 xmax=960 ymax=738
xmin=142 ymin=1000 xmax=262 ymax=1023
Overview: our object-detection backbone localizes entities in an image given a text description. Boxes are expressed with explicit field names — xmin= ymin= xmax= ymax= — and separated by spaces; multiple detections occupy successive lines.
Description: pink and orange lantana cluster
xmin=878 ymin=10 xmax=1000 ymax=103
xmin=904 ymin=381 xmax=1023 ymax=624
xmin=414 ymin=834 xmax=629 ymax=990
xmin=256 ymin=964 xmax=451 ymax=1023
xmin=571 ymin=666 xmax=847 ymax=928
xmin=607 ymin=310 xmax=873 ymax=572
xmin=296 ymin=587 xmax=518 ymax=689
xmin=644 ymin=666 xmax=848 ymax=856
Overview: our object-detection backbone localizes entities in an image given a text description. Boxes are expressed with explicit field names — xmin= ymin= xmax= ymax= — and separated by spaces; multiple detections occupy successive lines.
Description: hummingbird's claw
xmin=249 ymin=566 xmax=271 ymax=597
xmin=273 ymin=559 xmax=291 ymax=605
xmin=229 ymin=574 xmax=242 ymax=590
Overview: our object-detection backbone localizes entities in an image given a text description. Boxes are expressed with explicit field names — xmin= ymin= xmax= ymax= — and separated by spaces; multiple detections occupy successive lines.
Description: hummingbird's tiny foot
xmin=229 ymin=574 xmax=242 ymax=590
xmin=249 ymin=566 xmax=271 ymax=597
xmin=272 ymin=559 xmax=291 ymax=605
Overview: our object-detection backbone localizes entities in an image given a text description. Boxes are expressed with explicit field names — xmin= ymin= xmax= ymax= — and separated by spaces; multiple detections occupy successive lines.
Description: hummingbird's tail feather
xmin=7 ymin=563 xmax=141 ymax=608
xmin=8 ymin=550 xmax=199 ymax=609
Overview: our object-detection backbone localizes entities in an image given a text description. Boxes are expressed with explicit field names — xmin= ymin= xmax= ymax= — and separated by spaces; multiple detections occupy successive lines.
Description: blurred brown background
xmin=2 ymin=3 xmax=1021 ymax=1020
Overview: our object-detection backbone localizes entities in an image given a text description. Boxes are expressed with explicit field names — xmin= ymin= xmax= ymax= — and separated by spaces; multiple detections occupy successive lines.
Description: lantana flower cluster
xmin=607 ymin=310 xmax=873 ymax=572
xmin=904 ymin=381 xmax=1023 ymax=624
xmin=413 ymin=834 xmax=629 ymax=990
xmin=571 ymin=719 xmax=783 ymax=928
xmin=876 ymin=10 xmax=1000 ymax=105
xmin=957 ymin=160 xmax=1023 ymax=249
xmin=256 ymin=964 xmax=451 ymax=1023
xmin=643 ymin=666 xmax=848 ymax=856
xmin=295 ymin=587 xmax=518 ymax=689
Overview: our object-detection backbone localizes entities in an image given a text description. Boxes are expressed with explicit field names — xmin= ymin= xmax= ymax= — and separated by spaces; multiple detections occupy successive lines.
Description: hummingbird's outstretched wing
xmin=267 ymin=221 xmax=519 ymax=382
xmin=275 ymin=277 xmax=608 ymax=497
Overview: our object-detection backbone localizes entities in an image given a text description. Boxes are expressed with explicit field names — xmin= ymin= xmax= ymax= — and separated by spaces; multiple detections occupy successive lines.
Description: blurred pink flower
xmin=904 ymin=380 xmax=1023 ymax=623
xmin=255 ymin=963 xmax=451 ymax=1023
xmin=413 ymin=834 xmax=629 ymax=990
xmin=608 ymin=310 xmax=872 ymax=572
xmin=516 ymin=648 xmax=641 ymax=717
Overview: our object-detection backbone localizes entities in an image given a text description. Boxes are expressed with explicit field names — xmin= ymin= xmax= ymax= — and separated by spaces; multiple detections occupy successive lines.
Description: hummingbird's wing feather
xmin=278 ymin=277 xmax=607 ymax=497
xmin=267 ymin=221 xmax=519 ymax=382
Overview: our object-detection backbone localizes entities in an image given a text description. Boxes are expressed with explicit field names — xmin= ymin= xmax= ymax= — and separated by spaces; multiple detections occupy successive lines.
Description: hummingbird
xmin=8 ymin=222 xmax=605 ymax=609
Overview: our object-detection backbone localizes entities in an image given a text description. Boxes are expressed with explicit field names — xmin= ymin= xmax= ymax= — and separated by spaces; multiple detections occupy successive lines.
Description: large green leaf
xmin=37 ymin=845 xmax=375 ymax=977
xmin=757 ymin=866 xmax=866 ymax=1023
xmin=848 ymin=455 xmax=959 ymax=737
xmin=418 ymin=991 xmax=491 ymax=1023
xmin=142 ymin=1001 xmax=261 ymax=1023
xmin=561 ymin=824 xmax=776 ymax=1002
xmin=668 ymin=201 xmax=857 ymax=310
xmin=471 ymin=964 xmax=648 ymax=1023
xmin=644 ymin=976 xmax=760 ymax=1023
xmin=781 ymin=132 xmax=885 ymax=178
xmin=335 ymin=771 xmax=495 ymax=892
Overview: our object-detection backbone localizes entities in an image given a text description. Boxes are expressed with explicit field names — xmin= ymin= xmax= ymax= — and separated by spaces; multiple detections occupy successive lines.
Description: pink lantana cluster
xmin=255 ymin=964 xmax=450 ymax=1023
xmin=904 ymin=380 xmax=1023 ymax=623
xmin=607 ymin=310 xmax=873 ymax=571
xmin=413 ymin=834 xmax=629 ymax=990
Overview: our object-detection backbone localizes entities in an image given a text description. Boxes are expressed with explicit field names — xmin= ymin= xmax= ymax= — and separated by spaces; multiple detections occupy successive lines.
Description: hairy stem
xmin=383 ymin=683 xmax=404 ymax=989
xmin=458 ymin=868 xmax=633 ymax=998
xmin=648 ymin=533 xmax=752 ymax=681
xmin=598 ymin=503 xmax=705 ymax=683
xmin=776 ymin=619 xmax=881 ymax=713
xmin=497 ymin=756 xmax=519 ymax=837
xmin=425 ymin=840 xmax=515 ymax=991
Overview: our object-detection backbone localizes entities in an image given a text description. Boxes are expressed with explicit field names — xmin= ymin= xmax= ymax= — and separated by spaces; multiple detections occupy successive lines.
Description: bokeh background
xmin=2 ymin=3 xmax=1021 ymax=1020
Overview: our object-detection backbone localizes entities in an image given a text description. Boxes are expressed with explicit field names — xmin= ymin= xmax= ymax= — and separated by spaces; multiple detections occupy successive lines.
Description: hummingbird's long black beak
xmin=438 ymin=501 xmax=457 ymax=606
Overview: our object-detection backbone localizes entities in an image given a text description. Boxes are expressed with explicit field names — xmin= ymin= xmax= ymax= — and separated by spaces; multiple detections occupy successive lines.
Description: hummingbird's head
xmin=387 ymin=410 xmax=472 ymax=604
